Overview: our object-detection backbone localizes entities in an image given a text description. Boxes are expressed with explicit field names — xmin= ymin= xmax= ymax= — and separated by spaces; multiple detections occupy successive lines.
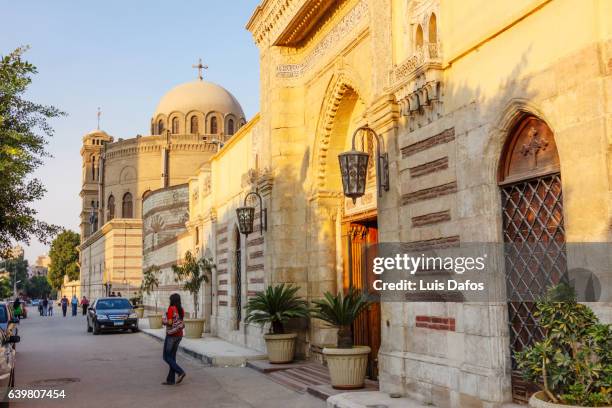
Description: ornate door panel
xmin=499 ymin=115 xmax=566 ymax=404
xmin=343 ymin=220 xmax=381 ymax=380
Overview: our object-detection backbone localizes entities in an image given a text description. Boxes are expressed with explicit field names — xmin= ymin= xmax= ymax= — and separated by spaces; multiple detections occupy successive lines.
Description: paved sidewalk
xmin=139 ymin=319 xmax=266 ymax=367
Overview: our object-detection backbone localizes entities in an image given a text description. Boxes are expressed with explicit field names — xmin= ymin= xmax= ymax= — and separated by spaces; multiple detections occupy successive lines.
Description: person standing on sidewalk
xmin=48 ymin=300 xmax=53 ymax=316
xmin=161 ymin=293 xmax=186 ymax=386
xmin=42 ymin=297 xmax=48 ymax=316
xmin=71 ymin=295 xmax=78 ymax=316
xmin=60 ymin=296 xmax=68 ymax=317
xmin=80 ymin=296 xmax=89 ymax=315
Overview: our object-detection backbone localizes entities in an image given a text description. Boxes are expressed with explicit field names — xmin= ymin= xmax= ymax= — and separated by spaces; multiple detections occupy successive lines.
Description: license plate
xmin=113 ymin=321 xmax=124 ymax=326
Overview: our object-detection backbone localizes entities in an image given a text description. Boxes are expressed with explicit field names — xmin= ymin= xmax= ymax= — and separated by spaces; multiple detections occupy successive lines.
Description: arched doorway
xmin=317 ymin=79 xmax=381 ymax=380
xmin=498 ymin=114 xmax=567 ymax=403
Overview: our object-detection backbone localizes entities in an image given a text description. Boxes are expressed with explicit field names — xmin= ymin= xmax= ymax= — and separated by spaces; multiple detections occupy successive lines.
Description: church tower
xmin=79 ymin=129 xmax=113 ymax=242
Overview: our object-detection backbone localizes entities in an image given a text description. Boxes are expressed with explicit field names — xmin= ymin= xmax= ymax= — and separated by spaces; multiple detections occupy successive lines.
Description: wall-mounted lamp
xmin=236 ymin=190 xmax=267 ymax=237
xmin=338 ymin=125 xmax=389 ymax=203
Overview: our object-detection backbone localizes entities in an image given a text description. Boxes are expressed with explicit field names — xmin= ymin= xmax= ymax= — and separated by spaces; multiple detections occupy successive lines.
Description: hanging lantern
xmin=338 ymin=149 xmax=370 ymax=204
xmin=236 ymin=206 xmax=255 ymax=235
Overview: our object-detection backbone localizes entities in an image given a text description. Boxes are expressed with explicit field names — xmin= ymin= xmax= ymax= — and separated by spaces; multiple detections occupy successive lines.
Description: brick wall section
xmin=249 ymin=277 xmax=264 ymax=284
xmin=246 ymin=263 xmax=264 ymax=272
xmin=247 ymin=236 xmax=264 ymax=247
xmin=250 ymin=250 xmax=264 ymax=259
xmin=403 ymin=236 xmax=460 ymax=251
xmin=416 ymin=316 xmax=456 ymax=331
xmin=401 ymin=181 xmax=457 ymax=205
xmin=409 ymin=157 xmax=449 ymax=178
xmin=401 ymin=128 xmax=455 ymax=157
xmin=412 ymin=210 xmax=451 ymax=227
xmin=219 ymin=279 xmax=227 ymax=285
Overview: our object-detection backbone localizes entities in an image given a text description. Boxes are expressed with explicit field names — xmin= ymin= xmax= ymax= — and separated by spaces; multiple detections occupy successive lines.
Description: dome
xmin=153 ymin=80 xmax=244 ymax=119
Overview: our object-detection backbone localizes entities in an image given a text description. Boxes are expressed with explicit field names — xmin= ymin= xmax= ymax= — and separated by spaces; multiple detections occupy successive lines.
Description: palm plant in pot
xmin=141 ymin=265 xmax=162 ymax=329
xmin=172 ymin=250 xmax=212 ymax=339
xmin=516 ymin=284 xmax=611 ymax=407
xmin=245 ymin=284 xmax=309 ymax=364
xmin=311 ymin=287 xmax=372 ymax=389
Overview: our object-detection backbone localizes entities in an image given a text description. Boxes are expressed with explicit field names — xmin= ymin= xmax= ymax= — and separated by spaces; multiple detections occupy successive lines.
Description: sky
xmin=1 ymin=0 xmax=262 ymax=264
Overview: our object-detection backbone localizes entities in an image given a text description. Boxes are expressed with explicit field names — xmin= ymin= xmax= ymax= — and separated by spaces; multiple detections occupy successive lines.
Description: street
xmin=11 ymin=307 xmax=325 ymax=408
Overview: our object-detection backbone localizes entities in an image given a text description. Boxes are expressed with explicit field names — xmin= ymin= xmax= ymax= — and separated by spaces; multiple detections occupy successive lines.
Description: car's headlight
xmin=97 ymin=314 xmax=108 ymax=320
xmin=128 ymin=312 xmax=137 ymax=319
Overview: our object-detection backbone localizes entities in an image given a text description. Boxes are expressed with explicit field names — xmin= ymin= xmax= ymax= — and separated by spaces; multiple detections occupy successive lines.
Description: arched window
xmin=157 ymin=120 xmax=164 ymax=135
xmin=107 ymin=195 xmax=115 ymax=221
xmin=150 ymin=123 xmax=154 ymax=135
xmin=122 ymin=192 xmax=133 ymax=219
xmin=190 ymin=116 xmax=199 ymax=134
xmin=171 ymin=117 xmax=179 ymax=134
xmin=210 ymin=116 xmax=218 ymax=134
xmin=428 ymin=14 xmax=437 ymax=43
xmin=415 ymin=25 xmax=424 ymax=49
xmin=498 ymin=115 xmax=565 ymax=402
xmin=227 ymin=119 xmax=235 ymax=135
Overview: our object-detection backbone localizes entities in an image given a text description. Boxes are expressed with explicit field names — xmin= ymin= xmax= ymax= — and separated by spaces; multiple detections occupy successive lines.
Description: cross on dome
xmin=192 ymin=58 xmax=208 ymax=81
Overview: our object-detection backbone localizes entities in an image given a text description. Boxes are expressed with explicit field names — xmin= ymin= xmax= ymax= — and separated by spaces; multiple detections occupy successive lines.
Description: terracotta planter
xmin=529 ymin=391 xmax=612 ymax=408
xmin=264 ymin=333 xmax=297 ymax=364
xmin=184 ymin=319 xmax=205 ymax=339
xmin=148 ymin=313 xmax=163 ymax=329
xmin=323 ymin=346 xmax=371 ymax=389
xmin=135 ymin=307 xmax=144 ymax=318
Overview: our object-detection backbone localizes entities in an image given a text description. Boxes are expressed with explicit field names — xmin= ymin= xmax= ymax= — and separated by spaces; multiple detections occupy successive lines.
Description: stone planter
xmin=135 ymin=307 xmax=144 ymax=318
xmin=184 ymin=318 xmax=205 ymax=339
xmin=529 ymin=391 xmax=612 ymax=408
xmin=323 ymin=346 xmax=371 ymax=389
xmin=148 ymin=313 xmax=163 ymax=329
xmin=264 ymin=333 xmax=297 ymax=363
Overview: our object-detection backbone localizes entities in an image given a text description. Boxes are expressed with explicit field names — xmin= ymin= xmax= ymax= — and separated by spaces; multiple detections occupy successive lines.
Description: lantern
xmin=236 ymin=190 xmax=267 ymax=237
xmin=338 ymin=125 xmax=389 ymax=203
xmin=338 ymin=149 xmax=370 ymax=204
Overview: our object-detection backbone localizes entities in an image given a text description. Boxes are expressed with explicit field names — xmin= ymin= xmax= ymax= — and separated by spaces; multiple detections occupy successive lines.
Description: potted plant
xmin=172 ymin=251 xmax=212 ymax=339
xmin=141 ymin=265 xmax=162 ymax=329
xmin=516 ymin=284 xmax=612 ymax=407
xmin=311 ymin=287 xmax=372 ymax=389
xmin=130 ymin=293 xmax=144 ymax=318
xmin=245 ymin=284 xmax=310 ymax=363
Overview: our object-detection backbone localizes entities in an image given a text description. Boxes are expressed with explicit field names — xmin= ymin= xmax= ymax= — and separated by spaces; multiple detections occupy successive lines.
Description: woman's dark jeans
xmin=163 ymin=336 xmax=185 ymax=384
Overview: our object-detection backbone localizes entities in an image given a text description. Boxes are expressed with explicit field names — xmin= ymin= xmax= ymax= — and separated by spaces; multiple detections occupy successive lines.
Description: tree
xmin=0 ymin=254 xmax=28 ymax=293
xmin=26 ymin=275 xmax=51 ymax=299
xmin=141 ymin=265 xmax=160 ymax=313
xmin=0 ymin=278 xmax=12 ymax=299
xmin=172 ymin=251 xmax=212 ymax=319
xmin=48 ymin=230 xmax=80 ymax=289
xmin=0 ymin=46 xmax=64 ymax=258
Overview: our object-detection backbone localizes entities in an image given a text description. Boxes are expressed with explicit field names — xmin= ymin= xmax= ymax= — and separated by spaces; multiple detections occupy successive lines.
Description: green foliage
xmin=141 ymin=265 xmax=160 ymax=312
xmin=48 ymin=230 xmax=80 ymax=289
xmin=311 ymin=287 xmax=371 ymax=348
xmin=172 ymin=251 xmax=212 ymax=319
xmin=515 ymin=284 xmax=612 ymax=406
xmin=26 ymin=275 xmax=51 ymax=299
xmin=0 ymin=277 xmax=12 ymax=299
xmin=0 ymin=46 xmax=64 ymax=257
xmin=245 ymin=284 xmax=309 ymax=334
xmin=0 ymin=254 xmax=28 ymax=292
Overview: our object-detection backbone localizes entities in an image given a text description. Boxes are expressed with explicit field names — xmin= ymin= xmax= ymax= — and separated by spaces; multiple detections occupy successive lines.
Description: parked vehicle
xmin=0 ymin=304 xmax=18 ymax=340
xmin=86 ymin=298 xmax=139 ymax=335
xmin=31 ymin=299 xmax=40 ymax=307
xmin=0 ymin=327 xmax=19 ymax=407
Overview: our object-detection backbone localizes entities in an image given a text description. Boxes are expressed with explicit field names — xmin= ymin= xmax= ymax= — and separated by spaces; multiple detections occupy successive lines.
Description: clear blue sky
xmin=1 ymin=0 xmax=262 ymax=263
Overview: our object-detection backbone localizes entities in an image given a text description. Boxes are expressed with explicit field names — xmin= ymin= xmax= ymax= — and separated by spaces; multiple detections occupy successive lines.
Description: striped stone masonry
xmin=401 ymin=181 xmax=457 ymax=205
xmin=403 ymin=235 xmax=460 ymax=251
xmin=219 ymin=279 xmax=228 ymax=285
xmin=249 ymin=250 xmax=264 ymax=259
xmin=246 ymin=263 xmax=264 ymax=272
xmin=416 ymin=316 xmax=456 ymax=331
xmin=401 ymin=128 xmax=455 ymax=158
xmin=409 ymin=157 xmax=449 ymax=178
xmin=411 ymin=210 xmax=451 ymax=227
xmin=249 ymin=277 xmax=264 ymax=284
xmin=247 ymin=236 xmax=264 ymax=247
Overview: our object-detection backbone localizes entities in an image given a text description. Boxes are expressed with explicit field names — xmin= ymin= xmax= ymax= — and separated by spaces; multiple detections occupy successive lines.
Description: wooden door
xmin=343 ymin=219 xmax=381 ymax=380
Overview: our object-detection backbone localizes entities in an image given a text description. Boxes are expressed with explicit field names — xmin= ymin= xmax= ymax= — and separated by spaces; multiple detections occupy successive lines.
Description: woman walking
xmin=161 ymin=293 xmax=186 ymax=385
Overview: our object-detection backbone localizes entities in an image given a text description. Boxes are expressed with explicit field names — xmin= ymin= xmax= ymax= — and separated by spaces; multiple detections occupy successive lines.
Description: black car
xmin=0 ymin=327 xmax=19 ymax=407
xmin=86 ymin=298 xmax=139 ymax=335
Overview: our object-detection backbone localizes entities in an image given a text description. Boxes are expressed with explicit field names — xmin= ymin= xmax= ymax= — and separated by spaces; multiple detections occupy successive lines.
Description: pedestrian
xmin=60 ymin=296 xmax=68 ymax=317
xmin=13 ymin=298 xmax=22 ymax=319
xmin=42 ymin=297 xmax=48 ymax=316
xmin=117 ymin=292 xmax=122 ymax=297
xmin=48 ymin=301 xmax=53 ymax=316
xmin=110 ymin=291 xmax=116 ymax=297
xmin=80 ymin=296 xmax=89 ymax=315
xmin=38 ymin=302 xmax=43 ymax=316
xmin=161 ymin=293 xmax=186 ymax=385
xmin=71 ymin=295 xmax=78 ymax=316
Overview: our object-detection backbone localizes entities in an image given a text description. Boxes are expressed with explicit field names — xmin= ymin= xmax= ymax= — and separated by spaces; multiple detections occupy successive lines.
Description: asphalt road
xmin=10 ymin=307 xmax=324 ymax=408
